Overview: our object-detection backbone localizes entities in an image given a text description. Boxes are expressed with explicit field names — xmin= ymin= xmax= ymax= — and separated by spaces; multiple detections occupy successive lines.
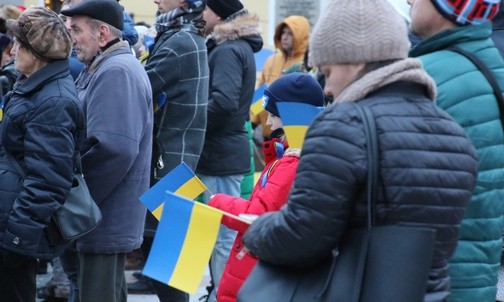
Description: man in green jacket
xmin=409 ymin=0 xmax=504 ymax=301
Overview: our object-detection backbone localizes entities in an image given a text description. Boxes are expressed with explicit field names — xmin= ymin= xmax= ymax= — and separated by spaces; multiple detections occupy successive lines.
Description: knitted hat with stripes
xmin=309 ymin=0 xmax=410 ymax=66
xmin=431 ymin=0 xmax=500 ymax=26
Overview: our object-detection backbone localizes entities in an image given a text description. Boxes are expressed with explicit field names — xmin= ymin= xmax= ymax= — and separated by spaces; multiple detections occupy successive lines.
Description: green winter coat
xmin=411 ymin=23 xmax=504 ymax=302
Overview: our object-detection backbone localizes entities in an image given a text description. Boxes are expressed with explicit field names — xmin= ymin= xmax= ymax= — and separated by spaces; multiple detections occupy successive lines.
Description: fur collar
xmin=210 ymin=11 xmax=261 ymax=45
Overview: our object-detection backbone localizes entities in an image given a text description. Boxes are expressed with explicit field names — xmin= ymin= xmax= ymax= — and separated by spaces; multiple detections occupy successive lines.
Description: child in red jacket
xmin=209 ymin=72 xmax=325 ymax=302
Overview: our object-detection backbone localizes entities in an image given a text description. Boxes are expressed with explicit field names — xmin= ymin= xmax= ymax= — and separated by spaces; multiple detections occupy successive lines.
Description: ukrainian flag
xmin=277 ymin=102 xmax=324 ymax=149
xmin=250 ymin=83 xmax=267 ymax=116
xmin=143 ymin=192 xmax=222 ymax=294
xmin=140 ymin=162 xmax=207 ymax=220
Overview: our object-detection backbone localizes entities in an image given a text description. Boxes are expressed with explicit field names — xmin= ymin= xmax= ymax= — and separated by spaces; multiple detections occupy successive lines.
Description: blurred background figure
xmin=252 ymin=15 xmax=310 ymax=144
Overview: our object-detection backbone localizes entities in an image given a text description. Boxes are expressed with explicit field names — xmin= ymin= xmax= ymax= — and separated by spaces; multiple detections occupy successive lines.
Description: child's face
xmin=266 ymin=112 xmax=283 ymax=132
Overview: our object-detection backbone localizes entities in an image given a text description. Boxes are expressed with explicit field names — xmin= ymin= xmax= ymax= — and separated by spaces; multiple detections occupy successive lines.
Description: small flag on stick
xmin=143 ymin=192 xmax=222 ymax=294
xmin=277 ymin=102 xmax=324 ymax=149
xmin=140 ymin=162 xmax=207 ymax=220
xmin=250 ymin=83 xmax=267 ymax=116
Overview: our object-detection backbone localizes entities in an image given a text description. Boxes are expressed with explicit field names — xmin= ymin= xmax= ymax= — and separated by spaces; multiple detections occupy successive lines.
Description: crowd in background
xmin=0 ymin=1 xmax=503 ymax=302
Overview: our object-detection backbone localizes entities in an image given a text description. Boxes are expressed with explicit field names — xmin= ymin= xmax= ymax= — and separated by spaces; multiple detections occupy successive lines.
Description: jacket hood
xmin=274 ymin=15 xmax=310 ymax=58
xmin=211 ymin=11 xmax=263 ymax=53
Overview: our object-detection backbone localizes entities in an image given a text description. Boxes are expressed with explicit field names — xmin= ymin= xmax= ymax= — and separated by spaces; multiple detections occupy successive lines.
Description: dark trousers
xmin=78 ymin=252 xmax=127 ymax=302
xmin=0 ymin=254 xmax=38 ymax=302
xmin=60 ymin=245 xmax=80 ymax=302
xmin=141 ymin=236 xmax=189 ymax=302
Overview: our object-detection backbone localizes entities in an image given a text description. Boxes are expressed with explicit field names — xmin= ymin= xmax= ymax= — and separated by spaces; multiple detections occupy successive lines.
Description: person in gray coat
xmin=61 ymin=0 xmax=153 ymax=301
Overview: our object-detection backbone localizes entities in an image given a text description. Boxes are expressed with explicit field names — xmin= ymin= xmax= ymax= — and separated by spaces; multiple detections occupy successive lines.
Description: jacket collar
xmin=410 ymin=22 xmax=491 ymax=57
xmin=12 ymin=59 xmax=70 ymax=96
xmin=86 ymin=41 xmax=130 ymax=74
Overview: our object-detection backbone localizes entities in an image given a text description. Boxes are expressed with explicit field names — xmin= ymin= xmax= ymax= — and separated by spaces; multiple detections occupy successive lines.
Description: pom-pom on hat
xmin=430 ymin=0 xmax=500 ymax=26
xmin=6 ymin=7 xmax=71 ymax=61
xmin=263 ymin=72 xmax=325 ymax=117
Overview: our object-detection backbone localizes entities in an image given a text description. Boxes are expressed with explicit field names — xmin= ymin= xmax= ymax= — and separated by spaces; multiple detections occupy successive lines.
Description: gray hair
xmin=87 ymin=17 xmax=122 ymax=39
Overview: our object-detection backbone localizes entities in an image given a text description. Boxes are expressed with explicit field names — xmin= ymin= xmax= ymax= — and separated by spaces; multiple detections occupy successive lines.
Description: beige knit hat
xmin=310 ymin=0 xmax=410 ymax=66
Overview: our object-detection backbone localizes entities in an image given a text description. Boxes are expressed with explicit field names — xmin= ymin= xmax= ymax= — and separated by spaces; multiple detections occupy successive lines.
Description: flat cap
xmin=61 ymin=0 xmax=124 ymax=30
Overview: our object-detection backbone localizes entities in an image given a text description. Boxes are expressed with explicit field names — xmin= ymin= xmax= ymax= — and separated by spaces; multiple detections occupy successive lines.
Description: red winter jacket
xmin=209 ymin=138 xmax=299 ymax=302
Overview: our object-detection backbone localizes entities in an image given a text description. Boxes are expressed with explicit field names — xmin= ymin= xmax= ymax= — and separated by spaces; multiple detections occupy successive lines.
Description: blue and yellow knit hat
xmin=431 ymin=0 xmax=500 ymax=26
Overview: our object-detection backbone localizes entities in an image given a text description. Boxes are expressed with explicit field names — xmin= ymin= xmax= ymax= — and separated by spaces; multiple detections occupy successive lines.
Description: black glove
xmin=1 ymin=249 xmax=30 ymax=268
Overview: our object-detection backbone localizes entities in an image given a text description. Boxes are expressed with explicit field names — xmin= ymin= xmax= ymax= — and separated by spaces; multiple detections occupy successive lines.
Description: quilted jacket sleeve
xmin=3 ymin=97 xmax=77 ymax=256
xmin=243 ymin=105 xmax=367 ymax=268
xmin=209 ymin=156 xmax=299 ymax=233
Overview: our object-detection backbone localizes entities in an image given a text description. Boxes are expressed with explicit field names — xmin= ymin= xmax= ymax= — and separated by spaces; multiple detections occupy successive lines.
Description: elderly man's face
xmin=69 ymin=16 xmax=101 ymax=64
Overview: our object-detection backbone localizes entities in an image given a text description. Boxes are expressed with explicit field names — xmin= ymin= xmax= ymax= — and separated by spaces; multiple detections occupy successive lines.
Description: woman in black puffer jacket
xmin=242 ymin=1 xmax=478 ymax=301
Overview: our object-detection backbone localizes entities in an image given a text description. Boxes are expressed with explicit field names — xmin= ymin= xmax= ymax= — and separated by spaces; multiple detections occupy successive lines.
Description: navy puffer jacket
xmin=0 ymin=59 xmax=85 ymax=259
xmin=243 ymin=82 xmax=479 ymax=301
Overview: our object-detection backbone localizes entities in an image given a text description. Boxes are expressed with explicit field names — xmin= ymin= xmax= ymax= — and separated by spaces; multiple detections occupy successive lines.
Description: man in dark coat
xmin=197 ymin=0 xmax=263 ymax=301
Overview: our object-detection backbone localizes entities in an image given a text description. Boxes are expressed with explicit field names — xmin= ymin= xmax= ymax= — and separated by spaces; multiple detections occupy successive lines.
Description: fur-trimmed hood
xmin=208 ymin=10 xmax=263 ymax=53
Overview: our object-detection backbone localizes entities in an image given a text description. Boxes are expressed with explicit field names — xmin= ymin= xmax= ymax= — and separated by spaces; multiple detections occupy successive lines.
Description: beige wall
xmin=120 ymin=0 xmax=272 ymax=48
xmin=23 ymin=0 xmax=275 ymax=49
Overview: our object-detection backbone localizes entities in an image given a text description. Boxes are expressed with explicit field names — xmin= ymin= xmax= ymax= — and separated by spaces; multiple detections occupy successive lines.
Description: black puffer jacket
xmin=0 ymin=59 xmax=85 ymax=259
xmin=197 ymin=11 xmax=263 ymax=176
xmin=243 ymin=82 xmax=478 ymax=299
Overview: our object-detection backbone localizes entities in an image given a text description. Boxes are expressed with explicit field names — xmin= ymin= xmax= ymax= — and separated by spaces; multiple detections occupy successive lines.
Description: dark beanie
xmin=206 ymin=0 xmax=244 ymax=19
xmin=61 ymin=0 xmax=124 ymax=31
xmin=263 ymin=73 xmax=325 ymax=118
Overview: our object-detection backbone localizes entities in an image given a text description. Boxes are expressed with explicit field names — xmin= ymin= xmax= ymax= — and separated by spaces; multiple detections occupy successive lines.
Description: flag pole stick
xmin=221 ymin=211 xmax=253 ymax=224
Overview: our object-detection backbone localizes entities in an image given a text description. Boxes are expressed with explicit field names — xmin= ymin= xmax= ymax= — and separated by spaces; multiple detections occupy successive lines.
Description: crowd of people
xmin=0 ymin=0 xmax=503 ymax=302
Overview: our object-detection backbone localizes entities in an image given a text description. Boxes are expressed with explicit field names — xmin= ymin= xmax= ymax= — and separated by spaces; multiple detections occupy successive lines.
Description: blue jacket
xmin=74 ymin=41 xmax=153 ymax=253
xmin=0 ymin=59 xmax=85 ymax=259
xmin=121 ymin=7 xmax=138 ymax=46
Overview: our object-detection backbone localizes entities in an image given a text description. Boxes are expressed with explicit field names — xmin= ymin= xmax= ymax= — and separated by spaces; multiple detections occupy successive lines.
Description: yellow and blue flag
xmin=140 ymin=162 xmax=207 ymax=220
xmin=277 ymin=102 xmax=324 ymax=149
xmin=143 ymin=191 xmax=222 ymax=294
xmin=250 ymin=83 xmax=267 ymax=116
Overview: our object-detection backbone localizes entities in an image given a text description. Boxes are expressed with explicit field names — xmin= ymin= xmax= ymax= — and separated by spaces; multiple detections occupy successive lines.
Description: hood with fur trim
xmin=208 ymin=10 xmax=263 ymax=53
